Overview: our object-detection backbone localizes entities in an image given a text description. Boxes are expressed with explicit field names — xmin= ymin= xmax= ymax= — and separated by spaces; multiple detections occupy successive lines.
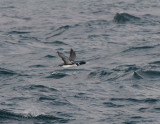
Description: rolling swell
xmin=114 ymin=13 xmax=140 ymax=23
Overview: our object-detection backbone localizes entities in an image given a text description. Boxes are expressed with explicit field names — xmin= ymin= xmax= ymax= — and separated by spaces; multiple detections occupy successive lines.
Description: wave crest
xmin=114 ymin=13 xmax=140 ymax=23
xmin=0 ymin=109 xmax=70 ymax=123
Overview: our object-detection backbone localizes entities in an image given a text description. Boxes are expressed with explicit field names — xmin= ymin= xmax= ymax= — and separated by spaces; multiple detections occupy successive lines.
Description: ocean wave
xmin=86 ymin=19 xmax=109 ymax=26
xmin=29 ymin=64 xmax=48 ymax=68
xmin=114 ymin=13 xmax=140 ymax=23
xmin=88 ymin=70 xmax=112 ymax=79
xmin=0 ymin=68 xmax=17 ymax=76
xmin=139 ymin=107 xmax=160 ymax=113
xmin=142 ymin=14 xmax=160 ymax=25
xmin=110 ymin=98 xmax=158 ymax=104
xmin=0 ymin=109 xmax=24 ymax=119
xmin=113 ymin=64 xmax=139 ymax=72
xmin=46 ymin=72 xmax=69 ymax=79
xmin=56 ymin=25 xmax=72 ymax=31
xmin=149 ymin=61 xmax=160 ymax=65
xmin=23 ymin=84 xmax=58 ymax=92
xmin=88 ymin=65 xmax=139 ymax=81
xmin=122 ymin=45 xmax=154 ymax=53
xmin=19 ymin=35 xmax=40 ymax=42
xmin=46 ymin=24 xmax=79 ymax=39
xmin=39 ymin=96 xmax=71 ymax=106
xmin=0 ymin=109 xmax=70 ymax=123
xmin=133 ymin=70 xmax=160 ymax=79
xmin=44 ymin=55 xmax=56 ymax=58
xmin=0 ymin=6 xmax=15 ymax=9
xmin=46 ymin=25 xmax=71 ymax=39
xmin=133 ymin=71 xmax=143 ymax=79
xmin=44 ymin=40 xmax=68 ymax=46
xmin=7 ymin=31 xmax=30 ymax=35
xmin=103 ymin=102 xmax=124 ymax=108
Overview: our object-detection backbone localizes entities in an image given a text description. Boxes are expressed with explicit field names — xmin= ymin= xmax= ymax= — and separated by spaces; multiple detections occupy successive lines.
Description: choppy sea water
xmin=0 ymin=0 xmax=160 ymax=123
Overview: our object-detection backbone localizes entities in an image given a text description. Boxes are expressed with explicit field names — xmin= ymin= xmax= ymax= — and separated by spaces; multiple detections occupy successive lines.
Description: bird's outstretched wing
xmin=57 ymin=51 xmax=72 ymax=65
xmin=69 ymin=49 xmax=76 ymax=62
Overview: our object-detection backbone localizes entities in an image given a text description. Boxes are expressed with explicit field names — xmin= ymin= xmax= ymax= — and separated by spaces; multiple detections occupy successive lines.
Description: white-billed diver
xmin=57 ymin=49 xmax=86 ymax=68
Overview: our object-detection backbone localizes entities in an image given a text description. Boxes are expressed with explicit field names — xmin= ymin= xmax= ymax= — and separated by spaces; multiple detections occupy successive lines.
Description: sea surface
xmin=0 ymin=0 xmax=160 ymax=124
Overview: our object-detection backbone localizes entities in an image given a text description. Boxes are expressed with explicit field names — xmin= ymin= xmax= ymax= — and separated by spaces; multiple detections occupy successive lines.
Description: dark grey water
xmin=0 ymin=0 xmax=160 ymax=123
